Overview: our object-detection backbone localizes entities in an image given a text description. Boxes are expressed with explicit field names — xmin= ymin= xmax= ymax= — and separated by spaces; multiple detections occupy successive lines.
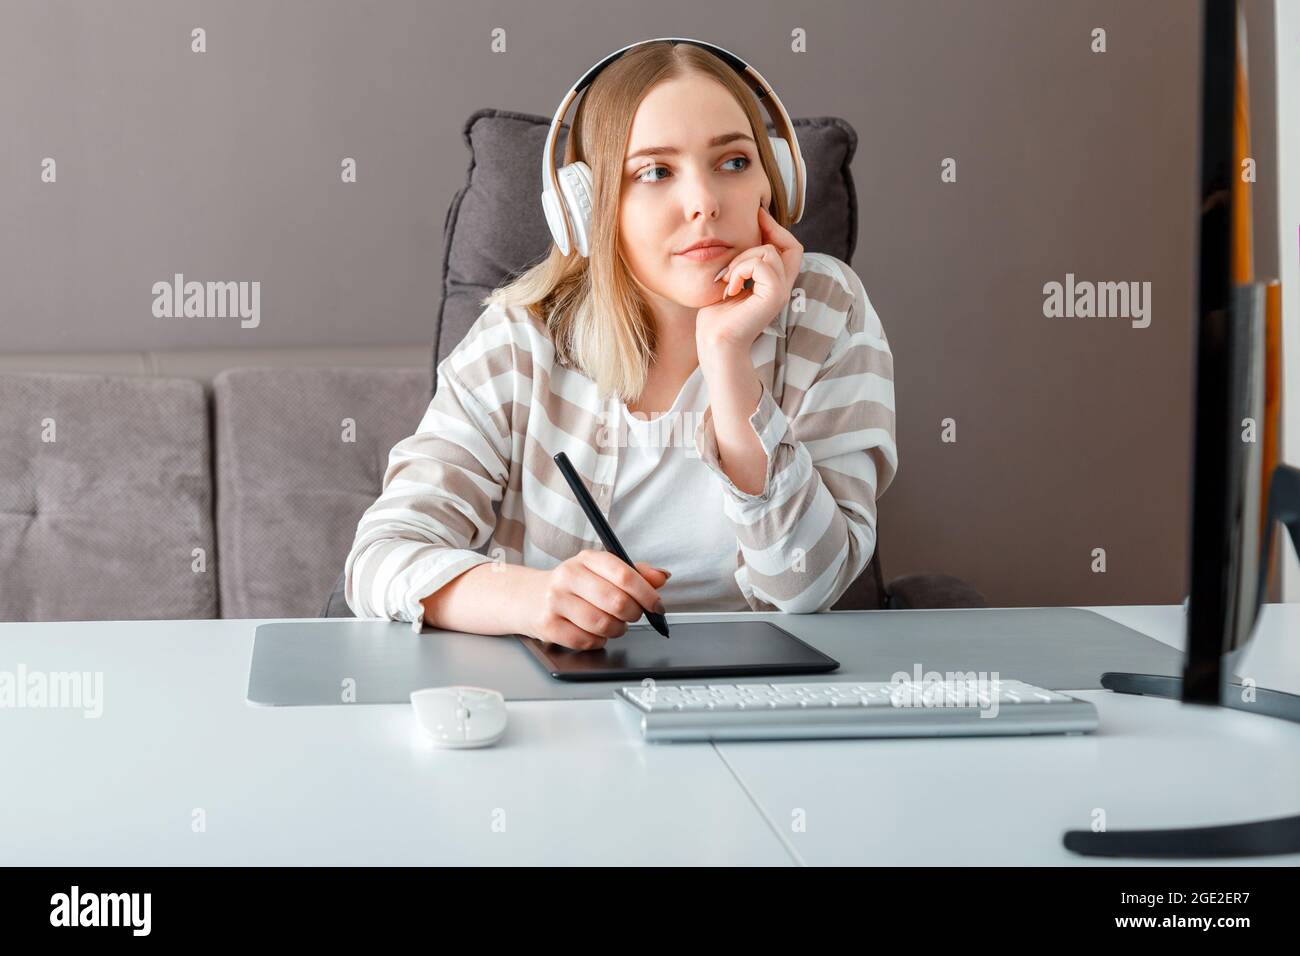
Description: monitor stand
xmin=1063 ymin=464 xmax=1300 ymax=858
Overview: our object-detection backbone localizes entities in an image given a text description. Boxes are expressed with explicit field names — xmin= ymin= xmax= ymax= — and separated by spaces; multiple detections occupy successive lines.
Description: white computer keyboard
xmin=613 ymin=678 xmax=1099 ymax=742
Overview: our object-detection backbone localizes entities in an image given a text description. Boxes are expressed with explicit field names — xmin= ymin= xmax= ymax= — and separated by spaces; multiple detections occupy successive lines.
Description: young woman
xmin=345 ymin=41 xmax=897 ymax=650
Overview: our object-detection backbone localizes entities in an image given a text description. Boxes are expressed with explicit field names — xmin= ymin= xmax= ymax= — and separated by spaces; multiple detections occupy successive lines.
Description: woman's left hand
xmin=695 ymin=204 xmax=804 ymax=355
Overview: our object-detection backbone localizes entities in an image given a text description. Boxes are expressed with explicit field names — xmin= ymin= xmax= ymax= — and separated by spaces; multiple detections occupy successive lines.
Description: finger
xmin=719 ymin=244 xmax=779 ymax=280
xmin=724 ymin=255 xmax=783 ymax=298
xmin=633 ymin=561 xmax=671 ymax=588
xmin=758 ymin=205 xmax=797 ymax=249
xmin=547 ymin=616 xmax=608 ymax=651
xmin=758 ymin=207 xmax=804 ymax=279
xmin=713 ymin=246 xmax=761 ymax=284
xmin=714 ymin=241 xmax=780 ymax=275
xmin=570 ymin=566 xmax=645 ymax=623
xmin=717 ymin=246 xmax=778 ymax=294
xmin=555 ymin=590 xmax=629 ymax=639
xmin=720 ymin=243 xmax=778 ymax=273
xmin=580 ymin=551 xmax=664 ymax=616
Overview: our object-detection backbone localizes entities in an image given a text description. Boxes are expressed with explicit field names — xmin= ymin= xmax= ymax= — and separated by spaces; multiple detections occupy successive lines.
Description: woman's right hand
xmin=520 ymin=549 xmax=671 ymax=650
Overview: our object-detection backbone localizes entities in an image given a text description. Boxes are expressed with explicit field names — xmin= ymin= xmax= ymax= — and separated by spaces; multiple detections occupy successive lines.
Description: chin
xmin=678 ymin=290 xmax=723 ymax=309
xmin=669 ymin=276 xmax=726 ymax=306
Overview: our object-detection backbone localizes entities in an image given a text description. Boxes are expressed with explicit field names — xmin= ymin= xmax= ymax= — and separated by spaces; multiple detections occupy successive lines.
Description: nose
xmin=681 ymin=168 xmax=722 ymax=221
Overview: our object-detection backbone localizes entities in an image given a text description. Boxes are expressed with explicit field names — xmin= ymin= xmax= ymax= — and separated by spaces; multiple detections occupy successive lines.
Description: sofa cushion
xmin=214 ymin=366 xmax=431 ymax=619
xmin=436 ymin=108 xmax=861 ymax=392
xmin=0 ymin=372 xmax=215 ymax=621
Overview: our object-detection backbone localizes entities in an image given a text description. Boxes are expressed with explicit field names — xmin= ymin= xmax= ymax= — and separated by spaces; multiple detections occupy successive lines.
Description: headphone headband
xmin=540 ymin=37 xmax=806 ymax=256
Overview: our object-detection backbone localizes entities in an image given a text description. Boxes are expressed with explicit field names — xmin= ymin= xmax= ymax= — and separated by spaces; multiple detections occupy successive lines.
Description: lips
xmin=675 ymin=241 xmax=732 ymax=263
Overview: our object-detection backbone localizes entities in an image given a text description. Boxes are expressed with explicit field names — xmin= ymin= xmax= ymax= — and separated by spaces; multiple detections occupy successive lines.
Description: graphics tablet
xmin=516 ymin=620 xmax=839 ymax=682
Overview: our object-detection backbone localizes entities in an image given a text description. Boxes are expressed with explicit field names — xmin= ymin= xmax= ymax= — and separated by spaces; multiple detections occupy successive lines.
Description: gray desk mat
xmin=246 ymin=608 xmax=1189 ymax=706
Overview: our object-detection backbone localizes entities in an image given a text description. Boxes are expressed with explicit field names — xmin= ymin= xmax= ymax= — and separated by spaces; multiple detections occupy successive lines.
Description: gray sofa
xmin=0 ymin=109 xmax=986 ymax=622
xmin=0 ymin=360 xmax=431 ymax=621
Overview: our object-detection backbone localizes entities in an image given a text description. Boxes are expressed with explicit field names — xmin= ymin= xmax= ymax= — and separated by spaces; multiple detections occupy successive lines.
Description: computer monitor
xmin=1182 ymin=0 xmax=1267 ymax=705
xmin=1064 ymin=0 xmax=1300 ymax=858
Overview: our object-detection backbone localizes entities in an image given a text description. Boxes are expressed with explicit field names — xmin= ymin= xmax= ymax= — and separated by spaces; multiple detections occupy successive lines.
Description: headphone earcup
xmin=542 ymin=187 xmax=570 ymax=256
xmin=767 ymin=135 xmax=803 ymax=223
xmin=553 ymin=161 xmax=595 ymax=257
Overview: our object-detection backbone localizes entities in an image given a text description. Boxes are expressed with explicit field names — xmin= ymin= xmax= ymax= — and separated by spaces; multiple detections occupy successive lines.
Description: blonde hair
xmin=481 ymin=41 xmax=793 ymax=404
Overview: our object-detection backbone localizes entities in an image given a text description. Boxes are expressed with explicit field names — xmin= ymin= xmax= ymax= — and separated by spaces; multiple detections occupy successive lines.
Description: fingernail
xmin=713 ymin=266 xmax=727 ymax=282
xmin=654 ymin=598 xmax=665 ymax=614
xmin=655 ymin=567 xmax=672 ymax=578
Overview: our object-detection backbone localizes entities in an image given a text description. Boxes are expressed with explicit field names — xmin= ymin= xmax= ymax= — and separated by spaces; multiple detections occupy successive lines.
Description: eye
xmin=634 ymin=165 xmax=670 ymax=184
xmin=633 ymin=154 xmax=751 ymax=184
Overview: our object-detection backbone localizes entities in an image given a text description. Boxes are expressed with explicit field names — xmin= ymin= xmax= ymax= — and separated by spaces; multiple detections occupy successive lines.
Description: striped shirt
xmin=344 ymin=251 xmax=898 ymax=629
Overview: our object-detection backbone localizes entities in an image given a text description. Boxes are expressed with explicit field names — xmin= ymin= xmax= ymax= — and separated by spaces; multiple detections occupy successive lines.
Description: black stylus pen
xmin=552 ymin=451 xmax=670 ymax=638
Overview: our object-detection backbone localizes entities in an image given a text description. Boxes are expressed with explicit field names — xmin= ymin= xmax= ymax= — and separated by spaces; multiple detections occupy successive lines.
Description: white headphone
xmin=541 ymin=37 xmax=807 ymax=258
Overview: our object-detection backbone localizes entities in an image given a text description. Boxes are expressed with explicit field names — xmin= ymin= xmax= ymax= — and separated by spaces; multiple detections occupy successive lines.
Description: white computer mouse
xmin=410 ymin=685 xmax=508 ymax=748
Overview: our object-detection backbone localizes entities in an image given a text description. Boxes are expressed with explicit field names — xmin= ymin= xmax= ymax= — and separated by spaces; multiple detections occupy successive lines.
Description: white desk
xmin=2 ymin=605 xmax=1298 ymax=865
xmin=718 ymin=604 xmax=1300 ymax=866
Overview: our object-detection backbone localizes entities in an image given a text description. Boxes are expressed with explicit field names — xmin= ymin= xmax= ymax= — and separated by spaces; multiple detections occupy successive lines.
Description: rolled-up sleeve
xmin=344 ymin=363 xmax=511 ymax=630
xmin=693 ymin=267 xmax=897 ymax=612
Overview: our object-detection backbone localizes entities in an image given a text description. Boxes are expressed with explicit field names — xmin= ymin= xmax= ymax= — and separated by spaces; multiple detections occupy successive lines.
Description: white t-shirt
xmin=608 ymin=366 xmax=750 ymax=612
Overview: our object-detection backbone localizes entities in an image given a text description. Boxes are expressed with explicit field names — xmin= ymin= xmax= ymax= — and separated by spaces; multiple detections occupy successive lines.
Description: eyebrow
xmin=624 ymin=132 xmax=756 ymax=165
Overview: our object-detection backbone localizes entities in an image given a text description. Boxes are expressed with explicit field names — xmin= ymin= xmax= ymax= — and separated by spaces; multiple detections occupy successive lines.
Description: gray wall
xmin=0 ymin=0 xmax=1282 ymax=608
